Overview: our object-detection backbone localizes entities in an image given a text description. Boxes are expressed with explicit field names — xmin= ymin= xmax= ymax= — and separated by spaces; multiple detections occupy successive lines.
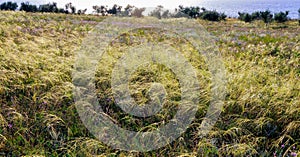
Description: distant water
xmin=196 ymin=0 xmax=300 ymax=19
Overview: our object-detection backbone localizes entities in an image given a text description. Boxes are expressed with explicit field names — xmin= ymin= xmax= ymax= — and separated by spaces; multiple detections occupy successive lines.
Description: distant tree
xmin=219 ymin=12 xmax=227 ymax=21
xmin=65 ymin=3 xmax=76 ymax=14
xmin=39 ymin=2 xmax=58 ymax=13
xmin=57 ymin=8 xmax=65 ymax=13
xmin=0 ymin=1 xmax=18 ymax=11
xmin=107 ymin=4 xmax=122 ymax=15
xmin=161 ymin=10 xmax=171 ymax=18
xmin=260 ymin=10 xmax=273 ymax=24
xmin=251 ymin=11 xmax=261 ymax=20
xmin=77 ymin=9 xmax=87 ymax=15
xmin=238 ymin=12 xmax=252 ymax=23
xmin=92 ymin=5 xmax=108 ymax=16
xmin=274 ymin=11 xmax=289 ymax=23
xmin=171 ymin=8 xmax=189 ymax=18
xmin=298 ymin=8 xmax=300 ymax=25
xmin=131 ymin=7 xmax=146 ymax=18
xmin=200 ymin=10 xmax=226 ymax=21
xmin=178 ymin=5 xmax=201 ymax=18
xmin=149 ymin=5 xmax=164 ymax=19
xmin=118 ymin=4 xmax=134 ymax=17
xmin=20 ymin=2 xmax=38 ymax=12
xmin=175 ymin=5 xmax=226 ymax=21
xmin=92 ymin=5 xmax=100 ymax=14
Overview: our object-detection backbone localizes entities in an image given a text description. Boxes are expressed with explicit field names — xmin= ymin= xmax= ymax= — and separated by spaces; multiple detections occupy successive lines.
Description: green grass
xmin=0 ymin=11 xmax=299 ymax=156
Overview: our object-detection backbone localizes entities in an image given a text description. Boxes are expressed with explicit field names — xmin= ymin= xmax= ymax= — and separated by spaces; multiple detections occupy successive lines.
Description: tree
xmin=20 ymin=2 xmax=38 ymax=12
xmin=200 ymin=10 xmax=226 ymax=21
xmin=298 ymin=8 xmax=300 ymax=25
xmin=177 ymin=5 xmax=201 ymax=18
xmin=171 ymin=8 xmax=189 ymax=18
xmin=0 ymin=1 xmax=18 ymax=11
xmin=92 ymin=5 xmax=108 ymax=16
xmin=131 ymin=7 xmax=145 ymax=18
xmin=77 ymin=9 xmax=87 ymax=15
xmin=39 ymin=2 xmax=58 ymax=13
xmin=238 ymin=12 xmax=252 ymax=23
xmin=149 ymin=5 xmax=164 ymax=19
xmin=274 ymin=11 xmax=289 ymax=23
xmin=251 ymin=11 xmax=261 ymax=20
xmin=161 ymin=10 xmax=171 ymax=19
xmin=107 ymin=4 xmax=122 ymax=15
xmin=65 ymin=3 xmax=76 ymax=14
xmin=118 ymin=4 xmax=134 ymax=17
xmin=260 ymin=10 xmax=273 ymax=24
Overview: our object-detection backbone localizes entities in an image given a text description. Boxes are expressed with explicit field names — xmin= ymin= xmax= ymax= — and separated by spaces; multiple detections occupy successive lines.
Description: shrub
xmin=251 ymin=11 xmax=261 ymax=20
xmin=0 ymin=1 xmax=18 ymax=11
xmin=260 ymin=10 xmax=273 ymax=24
xmin=39 ymin=2 xmax=59 ymax=13
xmin=177 ymin=5 xmax=200 ymax=18
xmin=65 ymin=3 xmax=76 ymax=14
xmin=20 ymin=2 xmax=38 ymax=12
xmin=274 ymin=11 xmax=289 ymax=23
xmin=131 ymin=7 xmax=146 ymax=18
xmin=238 ymin=12 xmax=252 ymax=23
xmin=148 ymin=5 xmax=164 ymax=19
xmin=171 ymin=8 xmax=189 ymax=18
xmin=298 ymin=8 xmax=300 ymax=25
xmin=107 ymin=4 xmax=122 ymax=15
xmin=200 ymin=10 xmax=226 ymax=21
xmin=161 ymin=10 xmax=171 ymax=18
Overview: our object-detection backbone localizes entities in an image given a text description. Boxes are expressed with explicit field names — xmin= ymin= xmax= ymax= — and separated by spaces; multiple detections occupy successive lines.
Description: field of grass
xmin=0 ymin=11 xmax=299 ymax=156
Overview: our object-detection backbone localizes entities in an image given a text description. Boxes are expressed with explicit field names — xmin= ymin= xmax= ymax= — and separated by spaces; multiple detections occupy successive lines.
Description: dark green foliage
xmin=238 ymin=12 xmax=252 ymax=22
xmin=20 ymin=2 xmax=38 ymax=12
xmin=107 ymin=4 xmax=122 ymax=15
xmin=0 ymin=1 xmax=18 ymax=11
xmin=298 ymin=8 xmax=300 ymax=26
xmin=200 ymin=10 xmax=227 ymax=21
xmin=260 ymin=10 xmax=273 ymax=24
xmin=65 ymin=3 xmax=76 ymax=14
xmin=178 ymin=5 xmax=201 ymax=18
xmin=251 ymin=11 xmax=261 ymax=20
xmin=238 ymin=10 xmax=276 ymax=24
xmin=39 ymin=2 xmax=59 ymax=13
xmin=176 ymin=6 xmax=226 ymax=21
xmin=274 ymin=11 xmax=289 ymax=23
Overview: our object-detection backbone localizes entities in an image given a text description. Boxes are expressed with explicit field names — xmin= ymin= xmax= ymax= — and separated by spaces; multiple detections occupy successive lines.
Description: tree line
xmin=238 ymin=10 xmax=295 ymax=23
xmin=0 ymin=1 xmax=299 ymax=24
xmin=0 ymin=2 xmax=85 ymax=14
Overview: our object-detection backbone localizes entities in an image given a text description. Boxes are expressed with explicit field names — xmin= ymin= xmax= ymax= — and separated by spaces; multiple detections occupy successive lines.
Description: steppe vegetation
xmin=0 ymin=2 xmax=299 ymax=156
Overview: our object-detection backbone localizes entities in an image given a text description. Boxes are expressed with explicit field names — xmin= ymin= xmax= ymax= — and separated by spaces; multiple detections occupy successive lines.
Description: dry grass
xmin=0 ymin=11 xmax=299 ymax=156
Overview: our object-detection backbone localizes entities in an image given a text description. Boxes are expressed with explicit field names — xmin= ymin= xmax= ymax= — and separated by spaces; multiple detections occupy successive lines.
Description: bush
xmin=107 ymin=4 xmax=122 ymax=15
xmin=175 ymin=5 xmax=226 ymax=21
xmin=298 ymin=8 xmax=300 ymax=25
xmin=200 ymin=10 xmax=226 ymax=21
xmin=251 ymin=11 xmax=261 ymax=20
xmin=274 ymin=11 xmax=289 ymax=23
xmin=39 ymin=2 xmax=59 ymax=13
xmin=148 ymin=5 xmax=164 ymax=19
xmin=238 ymin=12 xmax=252 ymax=23
xmin=20 ymin=2 xmax=38 ymax=12
xmin=0 ymin=1 xmax=18 ymax=11
xmin=131 ymin=7 xmax=145 ymax=18
xmin=260 ymin=10 xmax=273 ymax=24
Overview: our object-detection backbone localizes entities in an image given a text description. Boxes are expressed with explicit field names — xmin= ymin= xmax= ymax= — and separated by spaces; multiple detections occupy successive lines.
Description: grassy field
xmin=0 ymin=11 xmax=299 ymax=156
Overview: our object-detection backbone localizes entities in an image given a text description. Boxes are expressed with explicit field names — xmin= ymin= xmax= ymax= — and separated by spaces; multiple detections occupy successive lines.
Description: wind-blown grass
xmin=0 ymin=11 xmax=299 ymax=156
